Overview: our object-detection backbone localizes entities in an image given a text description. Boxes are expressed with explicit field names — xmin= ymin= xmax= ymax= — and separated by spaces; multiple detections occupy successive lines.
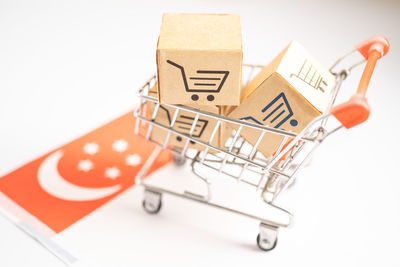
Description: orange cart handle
xmin=331 ymin=36 xmax=390 ymax=129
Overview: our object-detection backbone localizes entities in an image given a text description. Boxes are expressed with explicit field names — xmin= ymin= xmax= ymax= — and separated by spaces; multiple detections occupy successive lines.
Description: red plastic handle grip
xmin=331 ymin=36 xmax=390 ymax=129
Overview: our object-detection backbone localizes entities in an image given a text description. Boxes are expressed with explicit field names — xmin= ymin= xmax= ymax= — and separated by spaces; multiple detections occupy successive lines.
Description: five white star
xmin=77 ymin=159 xmax=94 ymax=172
xmin=112 ymin=139 xmax=128 ymax=152
xmin=83 ymin=142 xmax=99 ymax=155
xmin=104 ymin=167 xmax=121 ymax=179
xmin=80 ymin=140 xmax=141 ymax=179
xmin=125 ymin=154 xmax=142 ymax=166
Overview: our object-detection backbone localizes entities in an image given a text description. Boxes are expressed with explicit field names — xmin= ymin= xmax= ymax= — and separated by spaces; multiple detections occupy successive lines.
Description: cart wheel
xmin=173 ymin=153 xmax=186 ymax=166
xmin=256 ymin=234 xmax=277 ymax=251
xmin=142 ymin=199 xmax=162 ymax=214
xmin=207 ymin=95 xmax=215 ymax=101
xmin=257 ymin=223 xmax=278 ymax=251
xmin=142 ymin=190 xmax=162 ymax=214
xmin=191 ymin=94 xmax=199 ymax=101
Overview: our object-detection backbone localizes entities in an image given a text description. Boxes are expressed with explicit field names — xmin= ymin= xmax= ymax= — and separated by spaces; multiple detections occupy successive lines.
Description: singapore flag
xmin=0 ymin=112 xmax=171 ymax=234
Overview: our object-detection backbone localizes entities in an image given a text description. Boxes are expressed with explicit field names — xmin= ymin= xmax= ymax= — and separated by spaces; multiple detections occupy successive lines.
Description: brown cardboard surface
xmin=240 ymin=46 xmax=289 ymax=102
xmin=158 ymin=13 xmax=242 ymax=50
xmin=147 ymin=86 xmax=222 ymax=152
xmin=219 ymin=105 xmax=232 ymax=116
xmin=226 ymin=41 xmax=335 ymax=157
xmin=227 ymin=73 xmax=322 ymax=157
xmin=157 ymin=13 xmax=242 ymax=106
xmin=219 ymin=105 xmax=236 ymax=117
xmin=276 ymin=41 xmax=336 ymax=113
xmin=217 ymin=105 xmax=235 ymax=149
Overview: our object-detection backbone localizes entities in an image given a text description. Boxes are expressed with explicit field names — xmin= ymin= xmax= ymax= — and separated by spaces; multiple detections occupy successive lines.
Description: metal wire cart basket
xmin=134 ymin=36 xmax=389 ymax=251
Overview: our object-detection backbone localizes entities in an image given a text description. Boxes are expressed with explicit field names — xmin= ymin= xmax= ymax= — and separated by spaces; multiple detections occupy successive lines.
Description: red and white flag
xmin=0 ymin=112 xmax=171 ymax=234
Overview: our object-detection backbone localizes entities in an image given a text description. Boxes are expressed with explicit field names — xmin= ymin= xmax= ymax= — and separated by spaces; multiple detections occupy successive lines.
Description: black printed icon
xmin=166 ymin=60 xmax=229 ymax=102
xmin=290 ymin=59 xmax=327 ymax=93
xmin=240 ymin=92 xmax=298 ymax=129
xmin=158 ymin=106 xmax=208 ymax=144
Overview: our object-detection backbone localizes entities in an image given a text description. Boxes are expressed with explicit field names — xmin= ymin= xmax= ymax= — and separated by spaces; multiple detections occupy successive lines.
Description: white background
xmin=1 ymin=0 xmax=400 ymax=266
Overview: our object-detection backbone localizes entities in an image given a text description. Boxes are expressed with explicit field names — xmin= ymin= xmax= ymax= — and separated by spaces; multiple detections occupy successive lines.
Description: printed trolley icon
xmin=290 ymin=59 xmax=328 ymax=93
xmin=158 ymin=105 xmax=208 ymax=143
xmin=134 ymin=36 xmax=389 ymax=251
xmin=167 ymin=60 xmax=229 ymax=102
xmin=240 ymin=92 xmax=299 ymax=128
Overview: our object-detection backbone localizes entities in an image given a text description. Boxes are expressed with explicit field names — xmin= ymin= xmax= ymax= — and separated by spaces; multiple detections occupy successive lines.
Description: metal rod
xmin=140 ymin=95 xmax=315 ymax=141
xmin=141 ymin=183 xmax=293 ymax=228
xmin=181 ymin=113 xmax=200 ymax=157
xmin=220 ymin=125 xmax=243 ymax=173
xmin=163 ymin=108 xmax=180 ymax=147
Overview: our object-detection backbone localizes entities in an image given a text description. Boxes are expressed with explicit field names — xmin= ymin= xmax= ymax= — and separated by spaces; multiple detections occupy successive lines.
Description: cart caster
xmin=257 ymin=223 xmax=278 ymax=251
xmin=173 ymin=153 xmax=186 ymax=166
xmin=143 ymin=190 xmax=162 ymax=214
xmin=257 ymin=234 xmax=277 ymax=251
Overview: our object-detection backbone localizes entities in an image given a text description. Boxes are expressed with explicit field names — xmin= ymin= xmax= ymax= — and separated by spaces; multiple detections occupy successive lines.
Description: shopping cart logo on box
xmin=158 ymin=105 xmax=209 ymax=142
xmin=167 ymin=60 xmax=229 ymax=102
xmin=240 ymin=92 xmax=298 ymax=128
xmin=290 ymin=59 xmax=328 ymax=93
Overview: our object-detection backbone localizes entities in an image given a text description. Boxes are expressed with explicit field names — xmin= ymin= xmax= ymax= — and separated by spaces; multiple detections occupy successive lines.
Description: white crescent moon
xmin=37 ymin=150 xmax=122 ymax=201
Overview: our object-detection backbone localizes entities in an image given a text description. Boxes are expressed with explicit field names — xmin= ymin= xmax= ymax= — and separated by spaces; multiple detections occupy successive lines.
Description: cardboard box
xmin=146 ymin=85 xmax=222 ymax=152
xmin=226 ymin=41 xmax=336 ymax=157
xmin=157 ymin=13 xmax=242 ymax=106
xmin=217 ymin=105 xmax=235 ymax=148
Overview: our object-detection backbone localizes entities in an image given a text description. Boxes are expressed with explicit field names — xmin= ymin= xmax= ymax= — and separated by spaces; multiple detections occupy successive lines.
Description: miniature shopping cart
xmin=167 ymin=60 xmax=229 ymax=102
xmin=134 ymin=36 xmax=389 ymax=251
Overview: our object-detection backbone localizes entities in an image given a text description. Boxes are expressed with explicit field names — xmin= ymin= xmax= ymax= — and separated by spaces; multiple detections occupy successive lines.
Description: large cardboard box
xmin=146 ymin=85 xmax=222 ymax=152
xmin=157 ymin=13 xmax=242 ymax=106
xmin=227 ymin=41 xmax=336 ymax=157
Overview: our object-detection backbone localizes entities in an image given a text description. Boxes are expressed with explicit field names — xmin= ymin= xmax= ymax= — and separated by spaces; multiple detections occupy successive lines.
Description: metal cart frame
xmin=133 ymin=36 xmax=389 ymax=251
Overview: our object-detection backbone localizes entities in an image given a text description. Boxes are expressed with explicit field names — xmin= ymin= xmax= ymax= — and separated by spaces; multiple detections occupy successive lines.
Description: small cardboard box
xmin=157 ymin=13 xmax=242 ymax=106
xmin=146 ymin=85 xmax=222 ymax=152
xmin=227 ymin=41 xmax=336 ymax=157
